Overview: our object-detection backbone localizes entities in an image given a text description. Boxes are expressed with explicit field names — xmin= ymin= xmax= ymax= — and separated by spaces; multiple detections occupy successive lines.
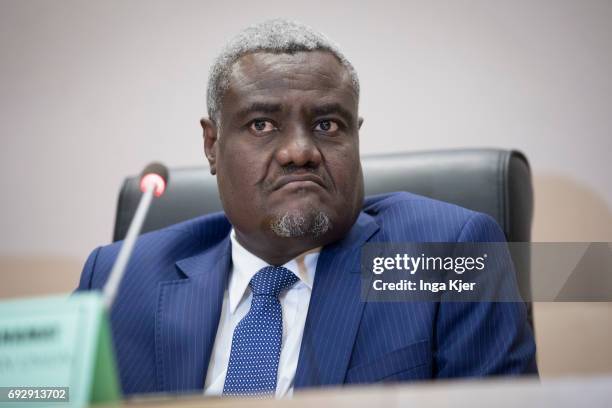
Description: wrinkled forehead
xmin=221 ymin=50 xmax=358 ymax=116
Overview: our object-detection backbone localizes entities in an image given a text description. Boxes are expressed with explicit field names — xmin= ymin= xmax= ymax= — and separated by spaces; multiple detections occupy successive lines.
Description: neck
xmin=234 ymin=229 xmax=338 ymax=265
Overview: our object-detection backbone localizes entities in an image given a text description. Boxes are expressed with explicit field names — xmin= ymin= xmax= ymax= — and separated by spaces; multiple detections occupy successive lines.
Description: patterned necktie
xmin=223 ymin=266 xmax=299 ymax=397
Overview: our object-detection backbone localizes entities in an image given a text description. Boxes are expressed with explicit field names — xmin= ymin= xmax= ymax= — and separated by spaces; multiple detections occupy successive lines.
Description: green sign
xmin=0 ymin=292 xmax=121 ymax=407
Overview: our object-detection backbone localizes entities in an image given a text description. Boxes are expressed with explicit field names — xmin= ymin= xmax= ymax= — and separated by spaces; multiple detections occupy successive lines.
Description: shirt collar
xmin=228 ymin=228 xmax=319 ymax=314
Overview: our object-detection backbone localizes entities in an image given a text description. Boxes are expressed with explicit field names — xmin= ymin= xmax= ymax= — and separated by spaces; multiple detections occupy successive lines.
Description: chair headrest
xmin=114 ymin=148 xmax=532 ymax=244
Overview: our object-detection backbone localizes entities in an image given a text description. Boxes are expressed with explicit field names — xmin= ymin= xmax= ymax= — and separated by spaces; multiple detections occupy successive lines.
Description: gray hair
xmin=206 ymin=18 xmax=360 ymax=125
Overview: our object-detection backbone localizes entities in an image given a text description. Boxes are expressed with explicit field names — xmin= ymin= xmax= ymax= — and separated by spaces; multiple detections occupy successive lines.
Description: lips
xmin=272 ymin=173 xmax=326 ymax=191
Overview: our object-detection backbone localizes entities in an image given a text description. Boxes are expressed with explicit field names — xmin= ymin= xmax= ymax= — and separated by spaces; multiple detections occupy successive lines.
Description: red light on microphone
xmin=140 ymin=173 xmax=166 ymax=197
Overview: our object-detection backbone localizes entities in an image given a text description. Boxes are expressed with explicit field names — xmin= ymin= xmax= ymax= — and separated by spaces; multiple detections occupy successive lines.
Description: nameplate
xmin=0 ymin=292 xmax=120 ymax=407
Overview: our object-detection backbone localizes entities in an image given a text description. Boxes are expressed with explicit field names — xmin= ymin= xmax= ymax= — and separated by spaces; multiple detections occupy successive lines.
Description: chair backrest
xmin=114 ymin=149 xmax=533 ymax=321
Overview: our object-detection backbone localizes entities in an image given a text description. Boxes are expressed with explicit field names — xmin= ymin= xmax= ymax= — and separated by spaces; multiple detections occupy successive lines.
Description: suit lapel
xmin=155 ymin=236 xmax=231 ymax=393
xmin=294 ymin=213 xmax=379 ymax=388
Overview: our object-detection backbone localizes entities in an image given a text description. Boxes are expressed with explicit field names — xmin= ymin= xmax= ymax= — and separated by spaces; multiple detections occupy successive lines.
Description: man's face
xmin=203 ymin=50 xmax=364 ymax=261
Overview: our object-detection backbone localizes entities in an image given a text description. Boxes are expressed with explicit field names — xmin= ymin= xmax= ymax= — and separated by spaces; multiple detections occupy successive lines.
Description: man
xmin=78 ymin=19 xmax=537 ymax=398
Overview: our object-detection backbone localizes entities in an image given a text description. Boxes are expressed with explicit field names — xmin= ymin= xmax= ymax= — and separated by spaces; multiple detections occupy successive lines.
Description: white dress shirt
xmin=203 ymin=229 xmax=319 ymax=398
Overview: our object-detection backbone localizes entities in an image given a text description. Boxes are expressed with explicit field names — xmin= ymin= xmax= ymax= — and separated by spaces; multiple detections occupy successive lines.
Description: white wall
xmin=1 ymin=0 xmax=611 ymax=376
xmin=1 ymin=0 xmax=611 ymax=261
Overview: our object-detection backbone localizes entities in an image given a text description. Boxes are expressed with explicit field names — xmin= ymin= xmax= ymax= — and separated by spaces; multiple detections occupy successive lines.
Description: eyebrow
xmin=235 ymin=102 xmax=283 ymax=119
xmin=310 ymin=103 xmax=355 ymax=124
xmin=234 ymin=101 xmax=356 ymax=125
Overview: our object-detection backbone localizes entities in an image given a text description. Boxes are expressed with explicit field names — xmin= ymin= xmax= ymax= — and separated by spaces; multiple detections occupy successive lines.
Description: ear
xmin=358 ymin=116 xmax=364 ymax=130
xmin=201 ymin=117 xmax=219 ymax=175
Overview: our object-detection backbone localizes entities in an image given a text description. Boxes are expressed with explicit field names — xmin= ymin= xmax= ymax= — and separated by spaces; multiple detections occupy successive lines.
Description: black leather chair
xmin=114 ymin=149 xmax=533 ymax=323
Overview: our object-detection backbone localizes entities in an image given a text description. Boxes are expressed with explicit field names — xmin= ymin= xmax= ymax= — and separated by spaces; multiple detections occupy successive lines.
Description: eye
xmin=249 ymin=119 xmax=276 ymax=134
xmin=314 ymin=120 xmax=339 ymax=133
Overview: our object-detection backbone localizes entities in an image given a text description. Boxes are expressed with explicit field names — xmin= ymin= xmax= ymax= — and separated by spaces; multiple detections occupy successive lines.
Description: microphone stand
xmin=102 ymin=180 xmax=156 ymax=310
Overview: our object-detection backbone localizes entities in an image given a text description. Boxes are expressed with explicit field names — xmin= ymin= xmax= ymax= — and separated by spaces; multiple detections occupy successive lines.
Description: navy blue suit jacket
xmin=78 ymin=192 xmax=537 ymax=395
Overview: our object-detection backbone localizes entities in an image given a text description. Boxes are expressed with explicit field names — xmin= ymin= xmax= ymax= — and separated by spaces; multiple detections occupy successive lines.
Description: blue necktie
xmin=223 ymin=266 xmax=299 ymax=397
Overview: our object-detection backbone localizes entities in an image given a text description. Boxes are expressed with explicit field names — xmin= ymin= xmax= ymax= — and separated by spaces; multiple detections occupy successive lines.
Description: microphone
xmin=102 ymin=162 xmax=169 ymax=309
xmin=139 ymin=162 xmax=168 ymax=197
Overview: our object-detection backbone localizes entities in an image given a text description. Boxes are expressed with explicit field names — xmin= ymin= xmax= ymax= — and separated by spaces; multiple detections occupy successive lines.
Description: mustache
xmin=265 ymin=164 xmax=330 ymax=191
xmin=279 ymin=163 xmax=318 ymax=176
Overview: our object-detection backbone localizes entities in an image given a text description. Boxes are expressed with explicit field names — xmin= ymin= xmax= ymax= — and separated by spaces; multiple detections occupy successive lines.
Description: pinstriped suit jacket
xmin=78 ymin=192 xmax=537 ymax=395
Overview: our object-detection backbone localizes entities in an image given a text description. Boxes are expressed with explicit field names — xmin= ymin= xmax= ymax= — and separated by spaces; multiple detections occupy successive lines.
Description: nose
xmin=275 ymin=124 xmax=322 ymax=168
